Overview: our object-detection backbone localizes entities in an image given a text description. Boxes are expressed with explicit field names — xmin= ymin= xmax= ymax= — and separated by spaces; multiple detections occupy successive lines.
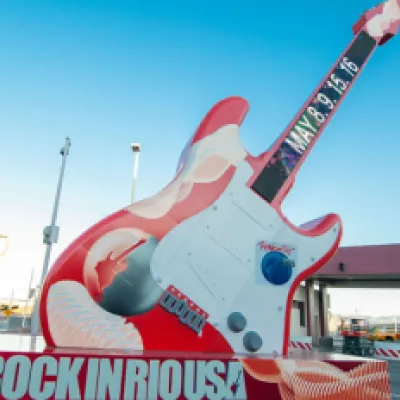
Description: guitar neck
xmin=251 ymin=29 xmax=377 ymax=205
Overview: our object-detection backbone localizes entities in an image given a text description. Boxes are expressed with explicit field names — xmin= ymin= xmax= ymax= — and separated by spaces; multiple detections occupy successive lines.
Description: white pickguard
xmin=151 ymin=160 xmax=340 ymax=355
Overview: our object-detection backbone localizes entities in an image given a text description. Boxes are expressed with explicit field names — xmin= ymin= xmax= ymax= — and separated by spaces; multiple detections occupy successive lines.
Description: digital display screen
xmin=252 ymin=31 xmax=377 ymax=203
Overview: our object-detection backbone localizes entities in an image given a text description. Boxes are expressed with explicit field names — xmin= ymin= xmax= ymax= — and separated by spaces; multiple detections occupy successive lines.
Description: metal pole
xmin=5 ymin=288 xmax=14 ymax=330
xmin=8 ymin=289 xmax=14 ymax=311
xmin=130 ymin=143 xmax=141 ymax=204
xmin=22 ymin=268 xmax=34 ymax=329
xmin=30 ymin=137 xmax=71 ymax=341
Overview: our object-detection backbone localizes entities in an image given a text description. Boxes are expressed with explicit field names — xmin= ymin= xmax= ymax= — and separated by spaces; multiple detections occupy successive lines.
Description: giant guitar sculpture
xmin=40 ymin=0 xmax=400 ymax=363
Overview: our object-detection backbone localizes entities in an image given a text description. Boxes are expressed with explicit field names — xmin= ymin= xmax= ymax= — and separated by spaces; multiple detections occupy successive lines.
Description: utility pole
xmin=22 ymin=268 xmax=35 ymax=329
xmin=130 ymin=143 xmax=141 ymax=203
xmin=30 ymin=137 xmax=71 ymax=345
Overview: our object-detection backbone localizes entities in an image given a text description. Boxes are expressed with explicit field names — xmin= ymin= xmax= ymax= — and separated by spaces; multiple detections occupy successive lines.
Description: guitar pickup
xmin=158 ymin=285 xmax=209 ymax=335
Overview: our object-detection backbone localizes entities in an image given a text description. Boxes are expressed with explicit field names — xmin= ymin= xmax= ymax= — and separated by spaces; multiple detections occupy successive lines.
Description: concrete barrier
xmin=289 ymin=336 xmax=312 ymax=350
xmin=374 ymin=341 xmax=400 ymax=360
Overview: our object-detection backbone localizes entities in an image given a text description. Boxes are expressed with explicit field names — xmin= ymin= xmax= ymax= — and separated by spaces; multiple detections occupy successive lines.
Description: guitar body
xmin=39 ymin=96 xmax=340 ymax=357
xmin=39 ymin=0 xmax=400 ymax=363
xmin=151 ymin=159 xmax=341 ymax=356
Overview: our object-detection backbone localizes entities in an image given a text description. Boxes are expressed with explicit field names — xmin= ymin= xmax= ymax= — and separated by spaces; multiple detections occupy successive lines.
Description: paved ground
xmin=388 ymin=361 xmax=400 ymax=398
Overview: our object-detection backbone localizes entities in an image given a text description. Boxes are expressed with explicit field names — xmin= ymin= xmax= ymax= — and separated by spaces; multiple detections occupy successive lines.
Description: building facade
xmin=290 ymin=283 xmax=330 ymax=342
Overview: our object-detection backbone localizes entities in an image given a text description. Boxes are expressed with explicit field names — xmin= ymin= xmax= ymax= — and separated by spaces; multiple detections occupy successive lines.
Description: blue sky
xmin=0 ymin=0 xmax=399 ymax=315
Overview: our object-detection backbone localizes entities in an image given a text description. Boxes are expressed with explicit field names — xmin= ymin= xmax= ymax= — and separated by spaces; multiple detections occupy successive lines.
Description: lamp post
xmin=130 ymin=143 xmax=141 ymax=204
xmin=30 ymin=137 xmax=71 ymax=345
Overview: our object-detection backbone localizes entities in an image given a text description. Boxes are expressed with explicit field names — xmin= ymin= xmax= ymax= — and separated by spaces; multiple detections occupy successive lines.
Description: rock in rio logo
xmin=257 ymin=241 xmax=295 ymax=256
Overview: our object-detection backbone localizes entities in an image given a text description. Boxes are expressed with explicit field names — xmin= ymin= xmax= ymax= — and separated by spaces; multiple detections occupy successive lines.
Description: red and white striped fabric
xmin=289 ymin=337 xmax=313 ymax=351
xmin=374 ymin=342 xmax=400 ymax=360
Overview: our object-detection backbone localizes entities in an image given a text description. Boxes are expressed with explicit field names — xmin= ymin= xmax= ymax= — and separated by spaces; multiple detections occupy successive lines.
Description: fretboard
xmin=251 ymin=30 xmax=377 ymax=204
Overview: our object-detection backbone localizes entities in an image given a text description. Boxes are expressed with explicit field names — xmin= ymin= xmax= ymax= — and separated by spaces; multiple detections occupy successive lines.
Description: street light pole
xmin=130 ymin=143 xmax=141 ymax=204
xmin=30 ymin=137 xmax=71 ymax=342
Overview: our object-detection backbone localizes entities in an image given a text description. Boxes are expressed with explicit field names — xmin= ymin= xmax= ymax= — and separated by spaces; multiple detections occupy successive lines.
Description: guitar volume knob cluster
xmin=227 ymin=312 xmax=263 ymax=352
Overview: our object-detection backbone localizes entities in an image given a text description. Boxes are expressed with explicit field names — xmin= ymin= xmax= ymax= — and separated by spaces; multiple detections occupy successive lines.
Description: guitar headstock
xmin=354 ymin=0 xmax=400 ymax=45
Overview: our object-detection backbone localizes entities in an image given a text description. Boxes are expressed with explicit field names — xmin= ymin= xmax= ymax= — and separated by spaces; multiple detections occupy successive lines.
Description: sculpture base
xmin=0 ymin=347 xmax=392 ymax=399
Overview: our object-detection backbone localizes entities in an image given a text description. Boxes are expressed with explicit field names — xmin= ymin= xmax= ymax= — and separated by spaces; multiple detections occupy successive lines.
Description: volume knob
xmin=227 ymin=312 xmax=247 ymax=333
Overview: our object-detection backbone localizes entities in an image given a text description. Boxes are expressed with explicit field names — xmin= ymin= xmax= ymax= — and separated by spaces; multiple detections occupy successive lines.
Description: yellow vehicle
xmin=0 ymin=304 xmax=19 ymax=318
xmin=3 ymin=309 xmax=13 ymax=317
xmin=368 ymin=326 xmax=400 ymax=342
